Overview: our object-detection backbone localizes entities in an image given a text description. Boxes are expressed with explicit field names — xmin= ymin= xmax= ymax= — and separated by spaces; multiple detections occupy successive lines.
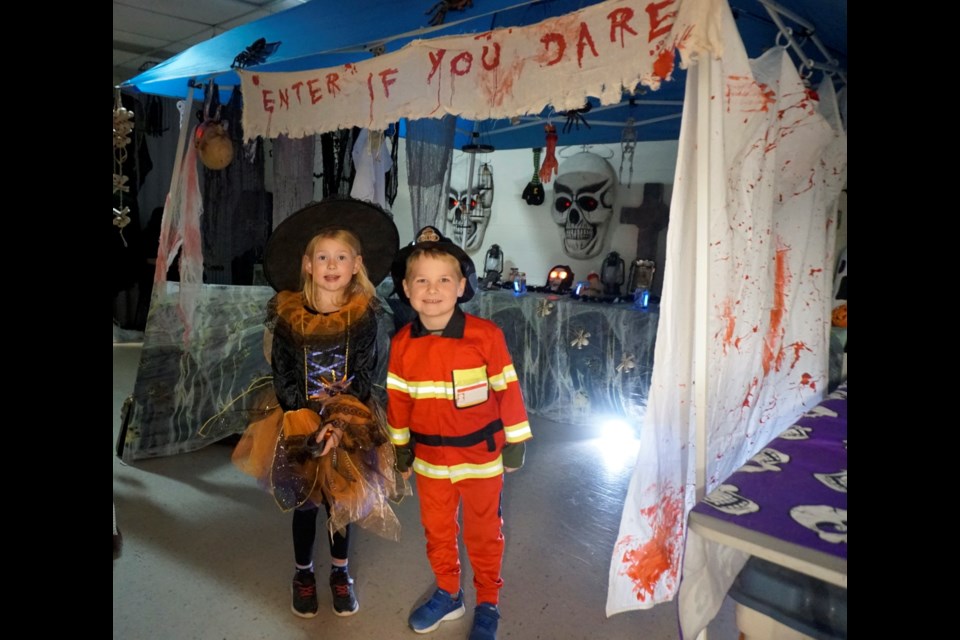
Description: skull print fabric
xmin=692 ymin=383 xmax=848 ymax=553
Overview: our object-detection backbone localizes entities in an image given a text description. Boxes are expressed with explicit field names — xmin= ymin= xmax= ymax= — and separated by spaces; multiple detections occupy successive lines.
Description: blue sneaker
xmin=408 ymin=587 xmax=465 ymax=633
xmin=469 ymin=603 xmax=500 ymax=640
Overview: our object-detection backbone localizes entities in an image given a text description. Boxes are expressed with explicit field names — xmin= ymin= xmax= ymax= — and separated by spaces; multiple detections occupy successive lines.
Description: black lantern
xmin=600 ymin=251 xmax=625 ymax=296
xmin=481 ymin=244 xmax=504 ymax=289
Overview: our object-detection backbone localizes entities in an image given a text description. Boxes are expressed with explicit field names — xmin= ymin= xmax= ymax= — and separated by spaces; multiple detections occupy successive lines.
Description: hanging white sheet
xmin=605 ymin=1 xmax=847 ymax=617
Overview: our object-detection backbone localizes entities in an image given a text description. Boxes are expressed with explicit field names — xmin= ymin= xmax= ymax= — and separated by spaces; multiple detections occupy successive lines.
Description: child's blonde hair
xmin=301 ymin=229 xmax=375 ymax=308
xmin=403 ymin=245 xmax=464 ymax=281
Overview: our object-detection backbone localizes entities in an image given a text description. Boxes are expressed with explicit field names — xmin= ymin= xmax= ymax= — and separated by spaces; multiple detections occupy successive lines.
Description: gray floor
xmin=113 ymin=343 xmax=740 ymax=640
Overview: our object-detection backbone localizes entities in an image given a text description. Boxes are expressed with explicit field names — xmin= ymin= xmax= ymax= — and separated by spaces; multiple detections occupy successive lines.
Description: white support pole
xmin=693 ymin=50 xmax=715 ymax=640
xmin=694 ymin=57 xmax=711 ymax=506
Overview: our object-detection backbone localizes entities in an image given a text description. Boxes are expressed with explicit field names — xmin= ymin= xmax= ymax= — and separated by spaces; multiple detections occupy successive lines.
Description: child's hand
xmin=314 ymin=424 xmax=343 ymax=457
xmin=395 ymin=445 xmax=415 ymax=478
xmin=501 ymin=442 xmax=526 ymax=471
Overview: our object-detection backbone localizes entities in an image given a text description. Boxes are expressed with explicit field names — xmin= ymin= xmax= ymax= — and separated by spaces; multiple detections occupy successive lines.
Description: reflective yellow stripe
xmin=489 ymin=364 xmax=518 ymax=391
xmin=412 ymin=457 xmax=504 ymax=482
xmin=386 ymin=372 xmax=408 ymax=392
xmin=392 ymin=366 xmax=519 ymax=397
xmin=388 ymin=423 xmax=411 ymax=446
xmin=504 ymin=421 xmax=532 ymax=442
xmin=405 ymin=379 xmax=456 ymax=400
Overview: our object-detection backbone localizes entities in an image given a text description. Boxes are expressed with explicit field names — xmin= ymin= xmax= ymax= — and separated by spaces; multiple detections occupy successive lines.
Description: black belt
xmin=411 ymin=419 xmax=503 ymax=452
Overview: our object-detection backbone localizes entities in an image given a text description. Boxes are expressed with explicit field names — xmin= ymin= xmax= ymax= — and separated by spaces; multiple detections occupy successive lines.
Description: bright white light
xmin=593 ymin=417 xmax=641 ymax=471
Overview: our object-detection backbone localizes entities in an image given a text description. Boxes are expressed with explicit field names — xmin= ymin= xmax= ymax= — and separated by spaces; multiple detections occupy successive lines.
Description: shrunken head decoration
xmin=546 ymin=265 xmax=574 ymax=293
xmin=551 ymin=152 xmax=617 ymax=259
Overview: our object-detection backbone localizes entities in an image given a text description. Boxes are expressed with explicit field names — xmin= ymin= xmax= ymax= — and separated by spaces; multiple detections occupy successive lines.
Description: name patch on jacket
xmin=453 ymin=366 xmax=489 ymax=409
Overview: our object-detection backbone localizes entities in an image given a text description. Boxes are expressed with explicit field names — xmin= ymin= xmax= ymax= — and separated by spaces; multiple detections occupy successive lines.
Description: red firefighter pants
xmin=415 ymin=473 xmax=505 ymax=605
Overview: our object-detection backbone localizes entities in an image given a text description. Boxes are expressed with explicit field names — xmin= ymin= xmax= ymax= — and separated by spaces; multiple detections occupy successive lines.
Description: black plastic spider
xmin=231 ymin=37 xmax=282 ymax=69
xmin=559 ymin=103 xmax=592 ymax=134
xmin=426 ymin=0 xmax=473 ymax=27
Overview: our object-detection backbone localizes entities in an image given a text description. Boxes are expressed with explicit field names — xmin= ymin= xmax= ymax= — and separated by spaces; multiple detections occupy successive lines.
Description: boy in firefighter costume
xmin=387 ymin=237 xmax=532 ymax=640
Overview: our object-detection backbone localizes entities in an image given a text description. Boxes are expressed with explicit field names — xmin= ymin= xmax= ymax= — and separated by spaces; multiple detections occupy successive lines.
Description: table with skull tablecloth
xmin=677 ymin=383 xmax=847 ymax=639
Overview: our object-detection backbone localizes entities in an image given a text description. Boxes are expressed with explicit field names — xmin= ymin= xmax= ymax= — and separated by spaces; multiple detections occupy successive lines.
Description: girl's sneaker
xmin=291 ymin=569 xmax=318 ymax=618
xmin=330 ymin=567 xmax=359 ymax=616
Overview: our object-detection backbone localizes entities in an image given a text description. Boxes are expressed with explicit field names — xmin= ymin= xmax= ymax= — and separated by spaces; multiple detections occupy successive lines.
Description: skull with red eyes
xmin=446 ymin=167 xmax=493 ymax=252
xmin=551 ymin=152 xmax=617 ymax=259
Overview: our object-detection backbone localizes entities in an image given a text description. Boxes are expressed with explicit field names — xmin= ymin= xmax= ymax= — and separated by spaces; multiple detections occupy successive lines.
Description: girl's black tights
xmin=292 ymin=504 xmax=349 ymax=566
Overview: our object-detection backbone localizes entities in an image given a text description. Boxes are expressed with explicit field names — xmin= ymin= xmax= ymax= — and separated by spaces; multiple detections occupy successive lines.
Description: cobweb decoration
xmin=113 ymin=88 xmax=135 ymax=245
xmin=405 ymin=116 xmax=456 ymax=233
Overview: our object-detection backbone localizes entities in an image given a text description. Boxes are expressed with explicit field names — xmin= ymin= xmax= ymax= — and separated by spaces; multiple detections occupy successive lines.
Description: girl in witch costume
xmin=230 ymin=197 xmax=405 ymax=620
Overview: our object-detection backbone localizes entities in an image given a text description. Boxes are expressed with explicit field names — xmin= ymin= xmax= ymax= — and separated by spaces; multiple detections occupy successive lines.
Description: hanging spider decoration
xmin=570 ymin=328 xmax=591 ymax=349
xmin=426 ymin=0 xmax=473 ymax=27
xmin=536 ymin=298 xmax=556 ymax=318
xmin=616 ymin=353 xmax=637 ymax=374
xmin=231 ymin=37 xmax=282 ymax=69
xmin=559 ymin=102 xmax=592 ymax=134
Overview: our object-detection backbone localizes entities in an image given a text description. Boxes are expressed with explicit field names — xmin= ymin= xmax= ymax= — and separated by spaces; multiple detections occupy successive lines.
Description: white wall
xmin=390 ymin=138 xmax=678 ymax=296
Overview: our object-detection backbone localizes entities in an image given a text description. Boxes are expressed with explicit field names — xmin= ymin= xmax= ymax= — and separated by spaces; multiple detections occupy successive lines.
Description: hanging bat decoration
xmin=231 ymin=37 xmax=282 ymax=69
xmin=426 ymin=0 xmax=473 ymax=27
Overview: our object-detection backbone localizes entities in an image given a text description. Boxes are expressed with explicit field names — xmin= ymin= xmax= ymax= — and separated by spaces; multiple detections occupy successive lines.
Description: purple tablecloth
xmin=691 ymin=382 xmax=847 ymax=559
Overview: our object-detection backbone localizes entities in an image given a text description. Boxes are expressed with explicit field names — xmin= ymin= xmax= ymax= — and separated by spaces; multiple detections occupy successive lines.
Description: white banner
xmin=240 ymin=0 xmax=719 ymax=140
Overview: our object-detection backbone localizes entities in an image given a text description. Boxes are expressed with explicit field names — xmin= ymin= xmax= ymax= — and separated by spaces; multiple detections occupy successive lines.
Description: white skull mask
xmin=552 ymin=152 xmax=617 ymax=259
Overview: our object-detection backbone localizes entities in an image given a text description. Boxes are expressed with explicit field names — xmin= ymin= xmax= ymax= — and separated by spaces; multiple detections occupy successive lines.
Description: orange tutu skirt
xmin=231 ymin=393 xmax=408 ymax=541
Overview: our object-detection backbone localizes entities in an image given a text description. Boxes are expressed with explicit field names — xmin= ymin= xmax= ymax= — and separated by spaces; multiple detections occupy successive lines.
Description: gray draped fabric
xmin=404 ymin=116 xmax=455 ymax=235
xmin=200 ymin=87 xmax=271 ymax=285
xmin=272 ymin=134 xmax=316 ymax=229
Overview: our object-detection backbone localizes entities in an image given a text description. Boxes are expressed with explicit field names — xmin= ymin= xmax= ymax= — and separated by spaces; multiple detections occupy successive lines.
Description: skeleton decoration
xmin=552 ymin=152 xmax=617 ymax=259
xmin=703 ymin=484 xmax=760 ymax=516
xmin=446 ymin=162 xmax=494 ymax=251
xmin=814 ymin=469 xmax=847 ymax=493
xmin=790 ymin=505 xmax=847 ymax=544
xmin=738 ymin=447 xmax=791 ymax=473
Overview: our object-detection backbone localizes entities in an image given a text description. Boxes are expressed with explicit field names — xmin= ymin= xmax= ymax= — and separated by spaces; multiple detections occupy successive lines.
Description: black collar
xmin=410 ymin=306 xmax=466 ymax=338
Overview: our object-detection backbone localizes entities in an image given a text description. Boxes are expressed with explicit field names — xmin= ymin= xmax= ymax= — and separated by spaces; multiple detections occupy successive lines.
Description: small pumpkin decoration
xmin=831 ymin=303 xmax=847 ymax=328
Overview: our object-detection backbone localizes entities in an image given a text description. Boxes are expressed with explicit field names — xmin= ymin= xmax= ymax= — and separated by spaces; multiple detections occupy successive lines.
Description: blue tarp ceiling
xmin=120 ymin=0 xmax=846 ymax=150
